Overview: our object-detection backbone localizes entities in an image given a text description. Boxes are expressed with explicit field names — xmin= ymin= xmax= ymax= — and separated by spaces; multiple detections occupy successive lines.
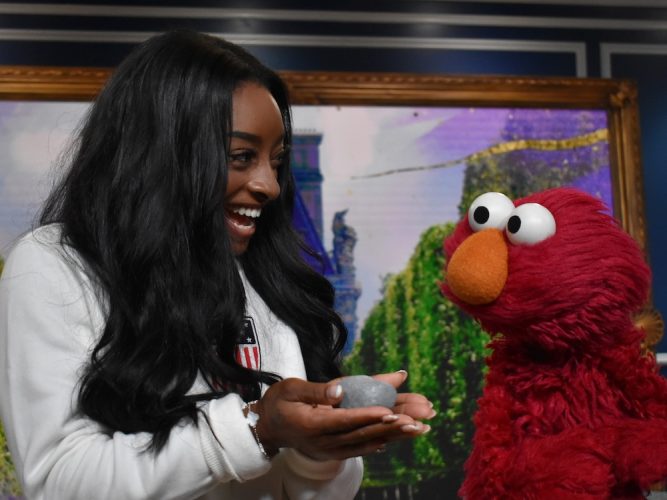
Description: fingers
xmin=278 ymin=377 xmax=345 ymax=406
xmin=300 ymin=415 xmax=432 ymax=460
xmin=340 ymin=416 xmax=430 ymax=447
xmin=372 ymin=370 xmax=408 ymax=389
xmin=394 ymin=393 xmax=436 ymax=420
xmin=371 ymin=371 xmax=436 ymax=417
xmin=307 ymin=405 xmax=393 ymax=434
xmin=395 ymin=392 xmax=430 ymax=406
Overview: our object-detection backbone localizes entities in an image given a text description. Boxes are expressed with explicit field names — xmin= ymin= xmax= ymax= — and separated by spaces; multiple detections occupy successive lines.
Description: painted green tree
xmin=344 ymin=224 xmax=489 ymax=495
xmin=0 ymin=423 xmax=21 ymax=498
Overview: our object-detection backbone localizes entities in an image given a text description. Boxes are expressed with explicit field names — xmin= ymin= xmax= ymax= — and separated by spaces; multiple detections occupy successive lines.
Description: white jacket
xmin=0 ymin=225 xmax=362 ymax=500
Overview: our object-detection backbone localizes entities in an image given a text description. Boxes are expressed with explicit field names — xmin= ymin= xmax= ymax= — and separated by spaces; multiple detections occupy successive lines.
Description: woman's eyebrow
xmin=229 ymin=131 xmax=286 ymax=149
xmin=229 ymin=131 xmax=260 ymax=143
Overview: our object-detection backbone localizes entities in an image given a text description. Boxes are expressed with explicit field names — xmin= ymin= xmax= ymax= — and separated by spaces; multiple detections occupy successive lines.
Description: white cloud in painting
xmin=294 ymin=106 xmax=377 ymax=180
xmin=0 ymin=101 xmax=89 ymax=252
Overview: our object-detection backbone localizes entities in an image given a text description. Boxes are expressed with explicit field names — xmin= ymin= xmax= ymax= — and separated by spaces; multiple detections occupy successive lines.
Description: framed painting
xmin=0 ymin=66 xmax=657 ymax=499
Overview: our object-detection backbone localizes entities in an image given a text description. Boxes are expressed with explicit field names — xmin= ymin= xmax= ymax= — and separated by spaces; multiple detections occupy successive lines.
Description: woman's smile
xmin=225 ymin=205 xmax=262 ymax=244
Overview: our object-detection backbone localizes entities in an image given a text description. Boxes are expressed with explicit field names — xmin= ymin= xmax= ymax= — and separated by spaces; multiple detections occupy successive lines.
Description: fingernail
xmin=382 ymin=414 xmax=400 ymax=423
xmin=428 ymin=409 xmax=437 ymax=419
xmin=421 ymin=425 xmax=432 ymax=434
xmin=327 ymin=384 xmax=342 ymax=399
xmin=375 ymin=445 xmax=387 ymax=454
xmin=428 ymin=401 xmax=434 ymax=408
xmin=396 ymin=369 xmax=408 ymax=378
xmin=401 ymin=423 xmax=419 ymax=432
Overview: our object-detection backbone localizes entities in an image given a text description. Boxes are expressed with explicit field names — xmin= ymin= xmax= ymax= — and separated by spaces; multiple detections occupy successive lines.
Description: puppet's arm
xmin=460 ymin=386 xmax=614 ymax=500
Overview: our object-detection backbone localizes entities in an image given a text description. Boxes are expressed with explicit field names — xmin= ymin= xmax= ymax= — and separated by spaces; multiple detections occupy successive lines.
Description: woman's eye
xmin=228 ymin=150 xmax=254 ymax=166
xmin=271 ymin=151 xmax=286 ymax=169
xmin=467 ymin=192 xmax=515 ymax=232
xmin=505 ymin=203 xmax=556 ymax=245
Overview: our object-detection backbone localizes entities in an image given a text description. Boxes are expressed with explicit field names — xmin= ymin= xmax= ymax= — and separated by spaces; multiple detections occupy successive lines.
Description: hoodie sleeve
xmin=0 ymin=231 xmax=270 ymax=500
xmin=281 ymin=449 xmax=363 ymax=500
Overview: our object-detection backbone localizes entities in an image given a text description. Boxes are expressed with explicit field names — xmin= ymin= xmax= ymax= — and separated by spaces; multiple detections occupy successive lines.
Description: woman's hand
xmin=372 ymin=370 xmax=436 ymax=422
xmin=253 ymin=372 xmax=435 ymax=461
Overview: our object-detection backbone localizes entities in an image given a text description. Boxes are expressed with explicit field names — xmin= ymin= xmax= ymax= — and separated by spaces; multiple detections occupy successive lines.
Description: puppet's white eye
xmin=505 ymin=203 xmax=556 ymax=245
xmin=468 ymin=192 xmax=515 ymax=232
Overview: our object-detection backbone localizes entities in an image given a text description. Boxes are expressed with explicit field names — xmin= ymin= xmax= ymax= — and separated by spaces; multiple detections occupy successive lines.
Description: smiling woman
xmin=0 ymin=30 xmax=434 ymax=500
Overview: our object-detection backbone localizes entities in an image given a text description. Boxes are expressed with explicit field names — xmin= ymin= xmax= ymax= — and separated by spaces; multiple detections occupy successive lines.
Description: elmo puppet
xmin=442 ymin=187 xmax=667 ymax=499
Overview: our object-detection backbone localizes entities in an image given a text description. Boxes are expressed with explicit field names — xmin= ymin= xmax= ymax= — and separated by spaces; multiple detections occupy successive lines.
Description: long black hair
xmin=39 ymin=30 xmax=347 ymax=450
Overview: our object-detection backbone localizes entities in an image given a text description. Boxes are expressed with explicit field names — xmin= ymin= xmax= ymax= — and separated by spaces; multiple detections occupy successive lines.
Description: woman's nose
xmin=247 ymin=162 xmax=281 ymax=202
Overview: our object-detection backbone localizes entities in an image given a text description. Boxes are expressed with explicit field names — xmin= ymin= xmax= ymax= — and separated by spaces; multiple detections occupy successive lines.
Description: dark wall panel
xmin=251 ymin=46 xmax=577 ymax=76
xmin=611 ymin=52 xmax=667 ymax=356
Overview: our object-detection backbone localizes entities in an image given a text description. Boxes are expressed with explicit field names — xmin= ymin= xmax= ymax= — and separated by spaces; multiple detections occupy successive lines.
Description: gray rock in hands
xmin=338 ymin=375 xmax=397 ymax=409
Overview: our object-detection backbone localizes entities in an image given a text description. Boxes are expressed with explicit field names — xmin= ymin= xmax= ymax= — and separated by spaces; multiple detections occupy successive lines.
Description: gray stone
xmin=338 ymin=375 xmax=397 ymax=409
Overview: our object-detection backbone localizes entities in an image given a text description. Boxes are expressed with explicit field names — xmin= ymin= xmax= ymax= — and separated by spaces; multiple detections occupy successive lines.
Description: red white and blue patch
xmin=234 ymin=317 xmax=261 ymax=371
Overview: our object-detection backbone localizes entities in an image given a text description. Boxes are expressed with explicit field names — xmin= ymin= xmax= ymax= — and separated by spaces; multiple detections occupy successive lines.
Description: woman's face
xmin=225 ymin=82 xmax=285 ymax=256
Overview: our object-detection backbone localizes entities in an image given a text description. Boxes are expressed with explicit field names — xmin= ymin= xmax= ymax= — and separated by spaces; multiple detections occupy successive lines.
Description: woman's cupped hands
xmin=253 ymin=371 xmax=436 ymax=461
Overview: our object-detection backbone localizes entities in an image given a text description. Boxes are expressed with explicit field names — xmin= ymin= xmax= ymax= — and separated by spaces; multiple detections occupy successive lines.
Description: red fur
xmin=442 ymin=188 xmax=667 ymax=499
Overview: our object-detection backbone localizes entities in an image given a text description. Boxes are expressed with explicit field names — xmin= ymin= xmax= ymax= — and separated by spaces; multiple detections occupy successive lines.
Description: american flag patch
xmin=234 ymin=317 xmax=261 ymax=371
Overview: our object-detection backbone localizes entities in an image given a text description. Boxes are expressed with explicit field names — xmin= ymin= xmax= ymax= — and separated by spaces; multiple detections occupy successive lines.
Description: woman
xmin=0 ymin=30 xmax=434 ymax=499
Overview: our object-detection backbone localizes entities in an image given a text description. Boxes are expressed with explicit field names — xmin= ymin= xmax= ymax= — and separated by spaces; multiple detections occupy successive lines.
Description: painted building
xmin=291 ymin=132 xmax=361 ymax=353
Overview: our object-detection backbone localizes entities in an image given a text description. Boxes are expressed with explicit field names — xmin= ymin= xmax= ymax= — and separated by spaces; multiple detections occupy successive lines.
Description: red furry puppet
xmin=442 ymin=187 xmax=667 ymax=499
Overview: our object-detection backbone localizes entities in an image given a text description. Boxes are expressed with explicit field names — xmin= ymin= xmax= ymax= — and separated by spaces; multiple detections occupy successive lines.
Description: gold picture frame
xmin=0 ymin=65 xmax=647 ymax=252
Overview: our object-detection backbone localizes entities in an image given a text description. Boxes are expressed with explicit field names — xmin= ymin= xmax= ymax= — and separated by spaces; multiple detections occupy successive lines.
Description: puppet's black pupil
xmin=507 ymin=215 xmax=521 ymax=234
xmin=474 ymin=207 xmax=490 ymax=224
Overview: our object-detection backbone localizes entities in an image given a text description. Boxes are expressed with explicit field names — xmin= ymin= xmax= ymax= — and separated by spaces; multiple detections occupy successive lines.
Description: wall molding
xmin=601 ymin=43 xmax=667 ymax=78
xmin=0 ymin=29 xmax=588 ymax=77
xmin=0 ymin=4 xmax=666 ymax=31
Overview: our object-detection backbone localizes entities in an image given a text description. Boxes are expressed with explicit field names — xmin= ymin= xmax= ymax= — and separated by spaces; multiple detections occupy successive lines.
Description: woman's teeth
xmin=233 ymin=207 xmax=261 ymax=218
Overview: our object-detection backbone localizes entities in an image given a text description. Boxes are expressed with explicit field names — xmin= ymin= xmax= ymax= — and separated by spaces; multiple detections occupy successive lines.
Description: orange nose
xmin=446 ymin=229 xmax=508 ymax=305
